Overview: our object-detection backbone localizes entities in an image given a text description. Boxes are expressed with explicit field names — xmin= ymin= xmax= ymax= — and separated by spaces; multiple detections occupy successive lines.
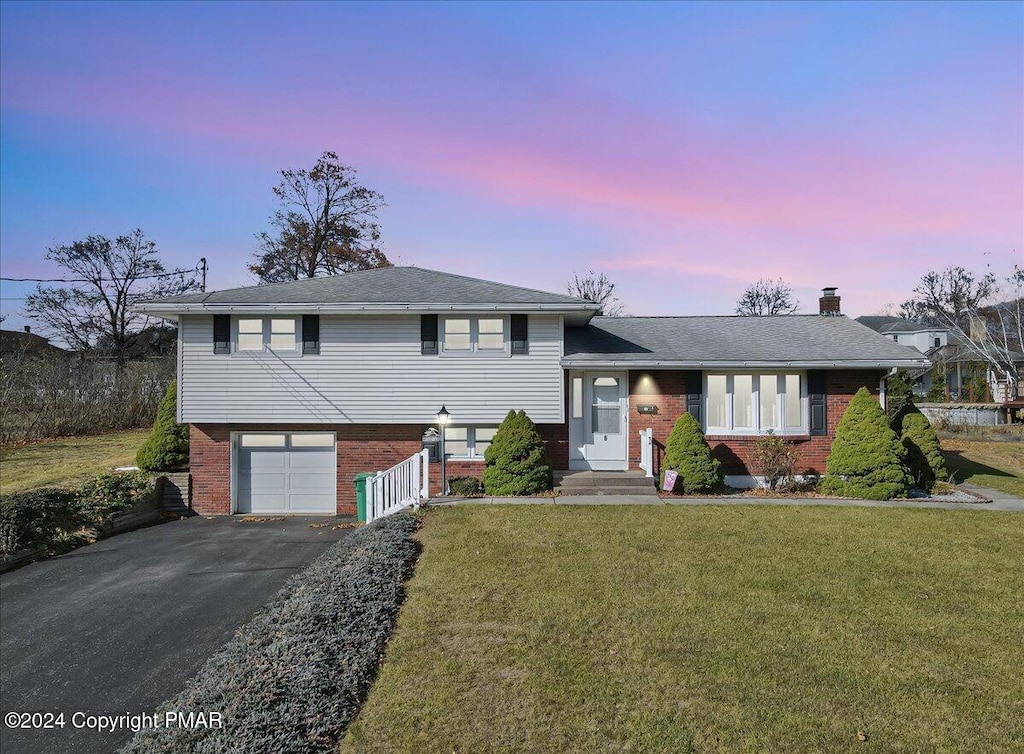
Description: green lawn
xmin=942 ymin=438 xmax=1024 ymax=497
xmin=346 ymin=505 xmax=1024 ymax=753
xmin=0 ymin=429 xmax=150 ymax=494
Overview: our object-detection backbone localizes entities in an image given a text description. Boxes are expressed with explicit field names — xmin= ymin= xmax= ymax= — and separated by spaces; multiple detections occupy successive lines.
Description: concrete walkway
xmin=435 ymin=484 xmax=1024 ymax=512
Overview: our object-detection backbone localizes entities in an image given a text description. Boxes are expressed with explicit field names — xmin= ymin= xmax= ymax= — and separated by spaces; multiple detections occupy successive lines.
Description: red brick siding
xmin=190 ymin=421 xmax=569 ymax=515
xmin=626 ymin=369 xmax=884 ymax=478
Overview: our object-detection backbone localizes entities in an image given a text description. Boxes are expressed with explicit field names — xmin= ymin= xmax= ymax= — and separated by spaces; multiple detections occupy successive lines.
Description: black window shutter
xmin=808 ymin=370 xmax=827 ymax=436
xmin=213 ymin=315 xmax=230 ymax=354
xmin=420 ymin=314 xmax=438 ymax=355
xmin=510 ymin=314 xmax=528 ymax=355
xmin=685 ymin=370 xmax=702 ymax=423
xmin=302 ymin=315 xmax=320 ymax=355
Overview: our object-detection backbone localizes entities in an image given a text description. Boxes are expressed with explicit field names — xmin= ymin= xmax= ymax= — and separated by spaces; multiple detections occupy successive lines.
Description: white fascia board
xmin=133 ymin=302 xmax=601 ymax=316
xmin=559 ymin=359 xmax=931 ymax=369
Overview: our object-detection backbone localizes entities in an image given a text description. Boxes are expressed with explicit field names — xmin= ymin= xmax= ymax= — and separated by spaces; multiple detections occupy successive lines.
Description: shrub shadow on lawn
xmin=943 ymin=450 xmax=1015 ymax=480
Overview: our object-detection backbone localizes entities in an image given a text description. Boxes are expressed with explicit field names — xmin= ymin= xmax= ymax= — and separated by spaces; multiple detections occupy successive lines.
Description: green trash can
xmin=353 ymin=472 xmax=374 ymax=523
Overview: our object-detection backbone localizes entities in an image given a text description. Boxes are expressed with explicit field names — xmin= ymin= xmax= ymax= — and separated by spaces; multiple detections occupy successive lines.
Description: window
xmin=441 ymin=316 xmax=507 ymax=354
xmin=705 ymin=373 xmax=805 ymax=434
xmin=933 ymin=337 xmax=941 ymax=348
xmin=235 ymin=316 xmax=298 ymax=352
xmin=571 ymin=376 xmax=584 ymax=419
xmin=237 ymin=318 xmax=264 ymax=351
xmin=443 ymin=426 xmax=497 ymax=459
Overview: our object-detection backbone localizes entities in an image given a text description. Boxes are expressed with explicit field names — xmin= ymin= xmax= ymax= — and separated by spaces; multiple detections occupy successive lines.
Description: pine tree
xmin=661 ymin=413 xmax=723 ymax=493
xmin=900 ymin=408 xmax=947 ymax=490
xmin=136 ymin=381 xmax=189 ymax=471
xmin=820 ymin=387 xmax=911 ymax=500
xmin=482 ymin=410 xmax=553 ymax=495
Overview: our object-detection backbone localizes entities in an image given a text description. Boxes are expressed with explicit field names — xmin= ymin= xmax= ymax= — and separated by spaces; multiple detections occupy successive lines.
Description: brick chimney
xmin=819 ymin=287 xmax=841 ymax=316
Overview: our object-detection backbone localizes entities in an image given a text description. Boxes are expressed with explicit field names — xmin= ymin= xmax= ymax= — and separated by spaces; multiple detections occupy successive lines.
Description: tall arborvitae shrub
xmin=820 ymin=387 xmax=911 ymax=500
xmin=482 ymin=410 xmax=553 ymax=496
xmin=136 ymin=380 xmax=189 ymax=471
xmin=661 ymin=413 xmax=723 ymax=493
xmin=900 ymin=408 xmax=947 ymax=490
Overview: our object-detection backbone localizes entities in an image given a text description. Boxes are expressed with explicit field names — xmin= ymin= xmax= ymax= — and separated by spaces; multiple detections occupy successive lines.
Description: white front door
xmin=571 ymin=372 xmax=628 ymax=470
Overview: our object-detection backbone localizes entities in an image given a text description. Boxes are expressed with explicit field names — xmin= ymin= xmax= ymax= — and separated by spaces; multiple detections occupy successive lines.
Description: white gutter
xmin=560 ymin=359 xmax=929 ymax=369
xmin=132 ymin=302 xmax=602 ymax=316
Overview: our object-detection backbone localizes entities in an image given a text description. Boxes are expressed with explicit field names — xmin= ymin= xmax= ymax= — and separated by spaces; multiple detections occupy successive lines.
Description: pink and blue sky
xmin=1 ymin=1 xmax=1021 ymax=330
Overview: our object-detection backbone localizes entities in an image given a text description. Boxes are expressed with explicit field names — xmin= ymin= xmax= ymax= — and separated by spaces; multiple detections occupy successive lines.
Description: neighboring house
xmin=0 ymin=327 xmax=67 ymax=359
xmin=855 ymin=316 xmax=949 ymax=353
xmin=136 ymin=268 xmax=928 ymax=516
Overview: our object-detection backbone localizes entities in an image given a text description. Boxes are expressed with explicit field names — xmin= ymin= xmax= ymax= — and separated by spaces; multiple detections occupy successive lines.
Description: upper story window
xmin=933 ymin=337 xmax=941 ymax=348
xmin=441 ymin=316 xmax=507 ymax=354
xmin=706 ymin=373 xmax=805 ymax=435
xmin=235 ymin=317 xmax=297 ymax=352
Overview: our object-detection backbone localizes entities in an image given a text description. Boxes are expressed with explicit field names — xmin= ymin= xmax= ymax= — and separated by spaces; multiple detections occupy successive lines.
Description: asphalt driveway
xmin=0 ymin=515 xmax=352 ymax=754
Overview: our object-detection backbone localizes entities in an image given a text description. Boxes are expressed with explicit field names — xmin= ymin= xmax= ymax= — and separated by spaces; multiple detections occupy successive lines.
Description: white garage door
xmin=235 ymin=432 xmax=336 ymax=514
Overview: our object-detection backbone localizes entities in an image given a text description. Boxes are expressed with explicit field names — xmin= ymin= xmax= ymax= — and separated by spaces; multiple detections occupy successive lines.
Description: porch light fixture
xmin=437 ymin=405 xmax=450 ymax=495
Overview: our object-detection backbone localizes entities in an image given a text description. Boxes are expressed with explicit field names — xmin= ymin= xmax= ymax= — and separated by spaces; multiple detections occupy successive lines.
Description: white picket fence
xmin=638 ymin=427 xmax=654 ymax=477
xmin=365 ymin=449 xmax=430 ymax=523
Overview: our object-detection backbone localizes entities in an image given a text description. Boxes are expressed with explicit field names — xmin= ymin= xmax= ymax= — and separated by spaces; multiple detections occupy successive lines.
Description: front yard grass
xmin=941 ymin=437 xmax=1024 ymax=497
xmin=346 ymin=505 xmax=1024 ymax=752
xmin=0 ymin=429 xmax=150 ymax=494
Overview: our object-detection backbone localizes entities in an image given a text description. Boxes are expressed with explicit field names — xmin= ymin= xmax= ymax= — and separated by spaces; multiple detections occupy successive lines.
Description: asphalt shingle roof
xmin=140 ymin=266 xmax=590 ymax=307
xmin=855 ymin=315 xmax=937 ymax=334
xmin=564 ymin=315 xmax=929 ymax=366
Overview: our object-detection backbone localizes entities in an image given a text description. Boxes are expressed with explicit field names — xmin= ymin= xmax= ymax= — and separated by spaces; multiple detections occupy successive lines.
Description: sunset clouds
xmin=1 ymin=2 xmax=1021 ymax=323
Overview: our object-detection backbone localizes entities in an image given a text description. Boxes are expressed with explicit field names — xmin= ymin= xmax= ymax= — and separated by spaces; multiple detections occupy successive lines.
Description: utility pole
xmin=199 ymin=257 xmax=207 ymax=292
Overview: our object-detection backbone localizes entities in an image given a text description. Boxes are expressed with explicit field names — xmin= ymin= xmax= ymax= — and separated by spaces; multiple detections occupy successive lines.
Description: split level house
xmin=136 ymin=267 xmax=929 ymax=516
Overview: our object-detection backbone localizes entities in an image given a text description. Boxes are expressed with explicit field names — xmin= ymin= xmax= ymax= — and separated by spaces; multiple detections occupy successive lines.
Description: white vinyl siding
xmin=179 ymin=314 xmax=563 ymax=424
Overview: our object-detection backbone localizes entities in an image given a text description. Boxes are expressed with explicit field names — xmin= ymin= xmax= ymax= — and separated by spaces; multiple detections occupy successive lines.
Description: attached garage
xmin=234 ymin=432 xmax=336 ymax=514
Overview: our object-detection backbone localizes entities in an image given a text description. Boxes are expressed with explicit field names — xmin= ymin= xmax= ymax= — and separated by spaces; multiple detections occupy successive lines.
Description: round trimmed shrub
xmin=900 ymin=408 xmax=947 ymax=490
xmin=447 ymin=475 xmax=484 ymax=497
xmin=136 ymin=380 xmax=189 ymax=471
xmin=820 ymin=387 xmax=911 ymax=500
xmin=482 ymin=410 xmax=553 ymax=496
xmin=661 ymin=412 xmax=722 ymax=493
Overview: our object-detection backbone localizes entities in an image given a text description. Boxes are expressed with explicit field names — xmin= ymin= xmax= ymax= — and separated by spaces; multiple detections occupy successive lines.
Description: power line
xmin=1 ymin=266 xmax=200 ymax=284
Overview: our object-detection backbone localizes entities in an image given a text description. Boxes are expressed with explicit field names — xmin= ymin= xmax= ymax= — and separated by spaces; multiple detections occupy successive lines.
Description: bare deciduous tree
xmin=567 ymin=270 xmax=627 ymax=316
xmin=250 ymin=151 xmax=391 ymax=282
xmin=904 ymin=263 xmax=1023 ymax=401
xmin=24 ymin=231 xmax=196 ymax=365
xmin=735 ymin=278 xmax=799 ymax=316
xmin=900 ymin=265 xmax=996 ymax=330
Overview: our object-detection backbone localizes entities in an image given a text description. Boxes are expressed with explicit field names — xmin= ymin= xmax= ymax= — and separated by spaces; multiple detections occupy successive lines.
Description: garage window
xmin=240 ymin=433 xmax=286 ymax=447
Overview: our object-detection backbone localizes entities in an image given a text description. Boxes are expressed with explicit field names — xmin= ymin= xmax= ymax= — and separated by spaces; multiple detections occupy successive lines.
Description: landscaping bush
xmin=78 ymin=471 xmax=154 ymax=521
xmin=0 ymin=488 xmax=82 ymax=557
xmin=121 ymin=512 xmax=420 ymax=754
xmin=751 ymin=430 xmax=798 ymax=491
xmin=900 ymin=408 xmax=947 ymax=490
xmin=136 ymin=380 xmax=189 ymax=471
xmin=661 ymin=412 xmax=722 ymax=493
xmin=448 ymin=475 xmax=484 ymax=497
xmin=482 ymin=410 xmax=553 ymax=496
xmin=820 ymin=387 xmax=911 ymax=500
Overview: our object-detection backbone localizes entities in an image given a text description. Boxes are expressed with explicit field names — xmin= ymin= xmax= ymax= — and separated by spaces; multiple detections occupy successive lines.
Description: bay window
xmin=705 ymin=373 xmax=806 ymax=434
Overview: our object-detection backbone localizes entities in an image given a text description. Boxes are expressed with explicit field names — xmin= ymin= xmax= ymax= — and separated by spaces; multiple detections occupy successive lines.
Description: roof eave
xmin=133 ymin=302 xmax=602 ymax=316
xmin=559 ymin=358 xmax=931 ymax=369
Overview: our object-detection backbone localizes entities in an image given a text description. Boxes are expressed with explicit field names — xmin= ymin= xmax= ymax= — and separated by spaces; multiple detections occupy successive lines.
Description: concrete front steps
xmin=555 ymin=470 xmax=658 ymax=497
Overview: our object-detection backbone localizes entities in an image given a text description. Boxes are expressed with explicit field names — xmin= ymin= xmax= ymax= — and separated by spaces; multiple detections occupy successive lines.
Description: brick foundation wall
xmin=190 ymin=421 xmax=569 ymax=515
xmin=626 ymin=369 xmax=885 ymax=478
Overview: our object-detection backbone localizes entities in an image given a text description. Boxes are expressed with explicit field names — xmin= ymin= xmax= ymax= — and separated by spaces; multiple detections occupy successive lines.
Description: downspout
xmin=879 ymin=367 xmax=898 ymax=411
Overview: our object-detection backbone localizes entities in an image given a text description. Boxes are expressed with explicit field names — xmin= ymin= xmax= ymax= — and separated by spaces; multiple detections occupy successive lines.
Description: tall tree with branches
xmin=735 ymin=278 xmax=800 ymax=315
xmin=566 ymin=270 xmax=626 ymax=316
xmin=249 ymin=151 xmax=391 ymax=282
xmin=24 ymin=230 xmax=196 ymax=365
xmin=903 ymin=263 xmax=1022 ymax=401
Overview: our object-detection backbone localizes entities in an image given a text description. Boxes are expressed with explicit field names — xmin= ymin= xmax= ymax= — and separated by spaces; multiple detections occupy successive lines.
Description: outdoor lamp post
xmin=437 ymin=405 xmax=450 ymax=495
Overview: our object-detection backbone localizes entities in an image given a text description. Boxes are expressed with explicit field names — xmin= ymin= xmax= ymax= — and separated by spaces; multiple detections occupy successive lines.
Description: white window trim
xmin=232 ymin=316 xmax=299 ymax=354
xmin=444 ymin=426 xmax=497 ymax=460
xmin=439 ymin=315 xmax=511 ymax=357
xmin=704 ymin=372 xmax=808 ymax=436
